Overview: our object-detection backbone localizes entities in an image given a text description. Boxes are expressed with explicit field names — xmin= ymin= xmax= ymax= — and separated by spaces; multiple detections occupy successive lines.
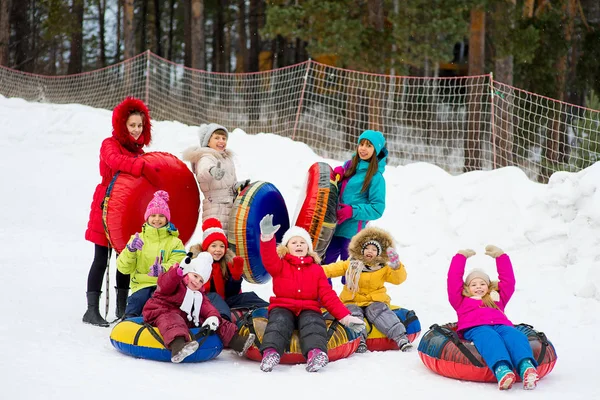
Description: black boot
xmin=170 ymin=337 xmax=199 ymax=363
xmin=115 ymin=287 xmax=129 ymax=320
xmin=228 ymin=331 xmax=256 ymax=356
xmin=82 ymin=291 xmax=109 ymax=327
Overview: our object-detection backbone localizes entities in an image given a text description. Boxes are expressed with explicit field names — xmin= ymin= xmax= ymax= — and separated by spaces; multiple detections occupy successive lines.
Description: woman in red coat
xmin=83 ymin=97 xmax=160 ymax=327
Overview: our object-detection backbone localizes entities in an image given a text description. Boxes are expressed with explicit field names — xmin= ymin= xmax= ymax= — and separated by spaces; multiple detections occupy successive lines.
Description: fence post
xmin=292 ymin=60 xmax=311 ymax=141
xmin=489 ymin=72 xmax=497 ymax=170
xmin=145 ymin=50 xmax=151 ymax=106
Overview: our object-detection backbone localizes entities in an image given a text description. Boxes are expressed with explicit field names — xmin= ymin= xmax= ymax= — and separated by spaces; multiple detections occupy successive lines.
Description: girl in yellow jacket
xmin=322 ymin=226 xmax=411 ymax=352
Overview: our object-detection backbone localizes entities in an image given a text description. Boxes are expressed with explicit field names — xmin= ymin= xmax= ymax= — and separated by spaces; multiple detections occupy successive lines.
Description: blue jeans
xmin=207 ymin=292 xmax=269 ymax=321
xmin=124 ymin=286 xmax=156 ymax=318
xmin=463 ymin=324 xmax=537 ymax=372
xmin=322 ymin=236 xmax=351 ymax=285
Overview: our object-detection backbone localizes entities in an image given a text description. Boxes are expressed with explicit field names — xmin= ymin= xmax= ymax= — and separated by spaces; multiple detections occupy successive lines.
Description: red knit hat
xmin=201 ymin=218 xmax=228 ymax=251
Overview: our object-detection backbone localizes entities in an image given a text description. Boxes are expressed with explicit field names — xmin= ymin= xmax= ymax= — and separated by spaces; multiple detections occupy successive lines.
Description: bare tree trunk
xmin=68 ymin=0 xmax=84 ymax=74
xmin=12 ymin=0 xmax=31 ymax=71
xmin=97 ymin=0 xmax=107 ymax=67
xmin=140 ymin=0 xmax=148 ymax=51
xmin=167 ymin=0 xmax=175 ymax=60
xmin=213 ymin=0 xmax=225 ymax=72
xmin=492 ymin=0 xmax=516 ymax=168
xmin=522 ymin=0 xmax=534 ymax=17
xmin=123 ymin=0 xmax=135 ymax=59
xmin=464 ymin=7 xmax=485 ymax=172
xmin=0 ymin=0 xmax=11 ymax=66
xmin=236 ymin=0 xmax=248 ymax=72
xmin=191 ymin=0 xmax=204 ymax=69
xmin=367 ymin=0 xmax=384 ymax=131
xmin=248 ymin=0 xmax=259 ymax=72
xmin=49 ymin=37 xmax=57 ymax=74
xmin=115 ymin=0 xmax=121 ymax=62
xmin=154 ymin=0 xmax=162 ymax=57
xmin=184 ymin=0 xmax=191 ymax=66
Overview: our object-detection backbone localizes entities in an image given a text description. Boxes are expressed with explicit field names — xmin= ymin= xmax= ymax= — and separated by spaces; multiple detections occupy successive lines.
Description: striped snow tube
xmin=418 ymin=322 xmax=558 ymax=382
xmin=227 ymin=181 xmax=289 ymax=284
xmin=102 ymin=151 xmax=200 ymax=253
xmin=293 ymin=162 xmax=339 ymax=258
xmin=364 ymin=307 xmax=422 ymax=351
xmin=237 ymin=307 xmax=360 ymax=364
xmin=110 ymin=317 xmax=223 ymax=363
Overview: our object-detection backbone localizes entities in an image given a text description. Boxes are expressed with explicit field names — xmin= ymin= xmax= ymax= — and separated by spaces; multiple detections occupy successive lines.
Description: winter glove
xmin=233 ymin=179 xmax=250 ymax=195
xmin=457 ymin=249 xmax=476 ymax=258
xmin=202 ymin=316 xmax=219 ymax=331
xmin=142 ymin=163 xmax=162 ymax=187
xmin=485 ymin=245 xmax=504 ymax=258
xmin=259 ymin=214 xmax=281 ymax=241
xmin=333 ymin=166 xmax=345 ymax=182
xmin=209 ymin=162 xmax=226 ymax=181
xmin=386 ymin=247 xmax=401 ymax=270
xmin=229 ymin=256 xmax=245 ymax=281
xmin=147 ymin=256 xmax=162 ymax=277
xmin=126 ymin=233 xmax=144 ymax=252
xmin=336 ymin=204 xmax=353 ymax=225
xmin=339 ymin=315 xmax=366 ymax=333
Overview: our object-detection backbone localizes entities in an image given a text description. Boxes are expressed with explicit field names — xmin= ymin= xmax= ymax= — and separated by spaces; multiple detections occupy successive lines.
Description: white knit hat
xmin=198 ymin=123 xmax=228 ymax=147
xmin=281 ymin=226 xmax=314 ymax=253
xmin=465 ymin=268 xmax=491 ymax=285
xmin=181 ymin=252 xmax=213 ymax=283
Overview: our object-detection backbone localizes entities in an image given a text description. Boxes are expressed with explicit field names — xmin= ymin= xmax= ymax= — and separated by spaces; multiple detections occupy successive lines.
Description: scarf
xmin=180 ymin=288 xmax=203 ymax=326
xmin=345 ymin=258 xmax=384 ymax=299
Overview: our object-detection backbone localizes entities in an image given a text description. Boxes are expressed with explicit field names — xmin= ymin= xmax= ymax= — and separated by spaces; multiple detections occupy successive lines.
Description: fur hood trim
xmin=181 ymin=145 xmax=234 ymax=166
xmin=348 ymin=226 xmax=394 ymax=265
xmin=189 ymin=244 xmax=235 ymax=264
xmin=112 ymin=97 xmax=152 ymax=152
xmin=276 ymin=244 xmax=321 ymax=264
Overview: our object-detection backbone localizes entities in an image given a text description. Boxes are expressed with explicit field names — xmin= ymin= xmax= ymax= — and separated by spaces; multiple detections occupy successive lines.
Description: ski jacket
xmin=334 ymin=148 xmax=387 ymax=239
xmin=447 ymin=253 xmax=515 ymax=332
xmin=85 ymin=98 xmax=151 ymax=247
xmin=182 ymin=146 xmax=236 ymax=233
xmin=117 ymin=222 xmax=186 ymax=293
xmin=259 ymin=237 xmax=350 ymax=320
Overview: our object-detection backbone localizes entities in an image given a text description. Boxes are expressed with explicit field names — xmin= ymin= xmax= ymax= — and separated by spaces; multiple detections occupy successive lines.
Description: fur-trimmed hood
xmin=276 ymin=244 xmax=321 ymax=264
xmin=182 ymin=145 xmax=234 ymax=166
xmin=112 ymin=97 xmax=152 ymax=153
xmin=348 ymin=226 xmax=393 ymax=266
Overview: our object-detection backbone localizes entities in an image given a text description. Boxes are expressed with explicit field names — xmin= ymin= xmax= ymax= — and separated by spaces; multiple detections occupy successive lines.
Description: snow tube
xmin=417 ymin=323 xmax=557 ymax=382
xmin=292 ymin=162 xmax=339 ymax=258
xmin=102 ymin=152 xmax=200 ymax=253
xmin=237 ymin=307 xmax=360 ymax=364
xmin=227 ymin=181 xmax=289 ymax=284
xmin=364 ymin=307 xmax=421 ymax=351
xmin=109 ymin=317 xmax=223 ymax=363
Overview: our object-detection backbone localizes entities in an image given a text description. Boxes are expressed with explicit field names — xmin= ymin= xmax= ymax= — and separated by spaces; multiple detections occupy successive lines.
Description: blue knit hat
xmin=358 ymin=130 xmax=386 ymax=155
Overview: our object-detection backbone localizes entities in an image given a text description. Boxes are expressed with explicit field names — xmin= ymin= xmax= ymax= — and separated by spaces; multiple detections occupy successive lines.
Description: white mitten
xmin=457 ymin=249 xmax=476 ymax=258
xmin=339 ymin=315 xmax=366 ymax=333
xmin=202 ymin=316 xmax=219 ymax=331
xmin=485 ymin=245 xmax=504 ymax=258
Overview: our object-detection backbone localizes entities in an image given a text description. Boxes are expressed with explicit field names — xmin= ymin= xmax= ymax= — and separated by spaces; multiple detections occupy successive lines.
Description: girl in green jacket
xmin=117 ymin=190 xmax=187 ymax=318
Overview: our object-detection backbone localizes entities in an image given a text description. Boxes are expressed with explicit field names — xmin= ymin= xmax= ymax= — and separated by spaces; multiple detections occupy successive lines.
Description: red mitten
xmin=229 ymin=256 xmax=244 ymax=280
xmin=333 ymin=166 xmax=345 ymax=182
xmin=336 ymin=204 xmax=353 ymax=224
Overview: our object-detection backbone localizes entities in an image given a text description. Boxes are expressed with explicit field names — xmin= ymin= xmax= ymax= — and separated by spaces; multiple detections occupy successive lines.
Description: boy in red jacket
xmin=258 ymin=214 xmax=365 ymax=372
xmin=142 ymin=252 xmax=255 ymax=363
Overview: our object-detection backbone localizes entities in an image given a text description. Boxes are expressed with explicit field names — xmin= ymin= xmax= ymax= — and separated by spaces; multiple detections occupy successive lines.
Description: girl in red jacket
xmin=142 ymin=252 xmax=255 ymax=363
xmin=190 ymin=218 xmax=269 ymax=321
xmin=258 ymin=214 xmax=366 ymax=373
xmin=83 ymin=97 xmax=162 ymax=327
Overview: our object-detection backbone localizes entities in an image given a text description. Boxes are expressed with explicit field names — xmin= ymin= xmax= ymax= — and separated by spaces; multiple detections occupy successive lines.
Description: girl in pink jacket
xmin=447 ymin=245 xmax=539 ymax=391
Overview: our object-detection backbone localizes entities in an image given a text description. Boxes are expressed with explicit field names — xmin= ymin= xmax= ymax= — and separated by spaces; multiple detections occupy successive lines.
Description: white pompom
xmin=490 ymin=290 xmax=500 ymax=302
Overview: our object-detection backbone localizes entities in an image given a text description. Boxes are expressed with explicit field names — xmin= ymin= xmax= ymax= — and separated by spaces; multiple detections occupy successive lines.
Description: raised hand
xmin=259 ymin=214 xmax=281 ymax=239
xmin=386 ymin=247 xmax=401 ymax=269
xmin=209 ymin=162 xmax=225 ymax=181
xmin=127 ymin=233 xmax=144 ymax=252
xmin=485 ymin=245 xmax=504 ymax=258
xmin=229 ymin=256 xmax=244 ymax=280
xmin=457 ymin=249 xmax=476 ymax=258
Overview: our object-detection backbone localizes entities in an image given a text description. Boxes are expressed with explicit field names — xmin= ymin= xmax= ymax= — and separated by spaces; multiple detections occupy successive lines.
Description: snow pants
xmin=151 ymin=310 xmax=238 ymax=348
xmin=347 ymin=302 xmax=406 ymax=340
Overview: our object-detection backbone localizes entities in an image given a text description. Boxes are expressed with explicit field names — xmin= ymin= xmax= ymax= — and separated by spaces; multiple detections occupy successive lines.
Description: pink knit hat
xmin=144 ymin=190 xmax=171 ymax=221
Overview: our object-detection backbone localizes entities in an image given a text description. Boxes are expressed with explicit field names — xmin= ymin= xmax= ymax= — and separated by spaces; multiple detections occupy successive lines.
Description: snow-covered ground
xmin=0 ymin=96 xmax=598 ymax=399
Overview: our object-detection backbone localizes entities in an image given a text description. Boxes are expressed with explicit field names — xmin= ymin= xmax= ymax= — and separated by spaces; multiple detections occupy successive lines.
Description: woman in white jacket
xmin=183 ymin=123 xmax=249 ymax=233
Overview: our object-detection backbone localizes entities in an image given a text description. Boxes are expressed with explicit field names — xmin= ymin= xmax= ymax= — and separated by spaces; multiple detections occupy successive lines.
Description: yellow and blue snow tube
xmin=110 ymin=317 xmax=223 ymax=363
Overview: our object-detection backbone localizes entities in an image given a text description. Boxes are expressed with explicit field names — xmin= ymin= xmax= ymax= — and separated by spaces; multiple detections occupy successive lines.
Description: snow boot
xmin=115 ymin=287 xmax=129 ymax=320
xmin=495 ymin=363 xmax=516 ymax=390
xmin=395 ymin=335 xmax=413 ymax=352
xmin=260 ymin=348 xmax=281 ymax=372
xmin=170 ymin=337 xmax=199 ymax=363
xmin=305 ymin=348 xmax=329 ymax=372
xmin=519 ymin=359 xmax=539 ymax=390
xmin=228 ymin=331 xmax=256 ymax=356
xmin=82 ymin=291 xmax=109 ymax=327
xmin=356 ymin=337 xmax=368 ymax=353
